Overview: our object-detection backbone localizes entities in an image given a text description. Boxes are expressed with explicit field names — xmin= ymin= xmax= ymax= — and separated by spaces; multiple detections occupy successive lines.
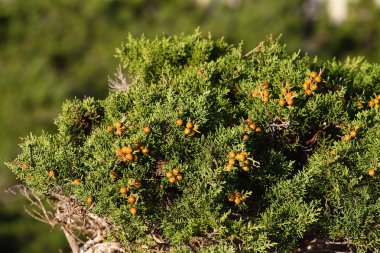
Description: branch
xmin=62 ymin=226 xmax=80 ymax=253
xmin=108 ymin=65 xmax=131 ymax=92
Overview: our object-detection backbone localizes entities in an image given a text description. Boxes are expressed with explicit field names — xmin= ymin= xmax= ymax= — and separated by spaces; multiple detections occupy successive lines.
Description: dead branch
xmin=108 ymin=65 xmax=131 ymax=92
xmin=11 ymin=185 xmax=123 ymax=253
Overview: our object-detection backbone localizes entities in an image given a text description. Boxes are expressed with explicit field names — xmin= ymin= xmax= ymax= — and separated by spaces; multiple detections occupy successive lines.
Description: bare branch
xmin=62 ymin=226 xmax=80 ymax=253
xmin=108 ymin=65 xmax=131 ymax=92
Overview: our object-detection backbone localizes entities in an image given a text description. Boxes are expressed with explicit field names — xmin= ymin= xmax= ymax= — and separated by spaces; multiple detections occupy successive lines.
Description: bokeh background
xmin=1 ymin=0 xmax=380 ymax=252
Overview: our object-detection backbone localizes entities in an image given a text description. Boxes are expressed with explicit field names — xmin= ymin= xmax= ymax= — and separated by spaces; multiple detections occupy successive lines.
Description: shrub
xmin=6 ymin=31 xmax=380 ymax=252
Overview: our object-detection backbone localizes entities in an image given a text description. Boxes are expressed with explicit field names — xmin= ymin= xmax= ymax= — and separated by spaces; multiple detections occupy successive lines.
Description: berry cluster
xmin=343 ymin=125 xmax=361 ymax=142
xmin=227 ymin=192 xmax=247 ymax=205
xmin=279 ymin=87 xmax=295 ymax=107
xmin=107 ymin=121 xmax=127 ymax=136
xmin=368 ymin=94 xmax=380 ymax=109
xmin=302 ymin=71 xmax=322 ymax=96
xmin=115 ymin=142 xmax=149 ymax=163
xmin=226 ymin=150 xmax=259 ymax=172
xmin=252 ymin=82 xmax=271 ymax=103
xmin=176 ymin=119 xmax=200 ymax=137
xmin=165 ymin=167 xmax=183 ymax=184
xmin=119 ymin=182 xmax=140 ymax=215
xmin=242 ymin=118 xmax=262 ymax=141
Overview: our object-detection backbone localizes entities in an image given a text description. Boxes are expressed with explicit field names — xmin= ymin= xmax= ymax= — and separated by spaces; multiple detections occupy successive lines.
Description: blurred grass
xmin=1 ymin=0 xmax=380 ymax=252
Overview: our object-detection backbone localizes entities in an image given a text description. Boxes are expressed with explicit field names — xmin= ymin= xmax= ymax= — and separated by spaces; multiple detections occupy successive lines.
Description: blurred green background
xmin=1 ymin=0 xmax=380 ymax=252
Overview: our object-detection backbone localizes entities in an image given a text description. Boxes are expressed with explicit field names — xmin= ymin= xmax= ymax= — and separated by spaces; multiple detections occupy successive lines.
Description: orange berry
xmin=115 ymin=149 xmax=123 ymax=156
xmin=127 ymin=178 xmax=134 ymax=186
xmin=286 ymin=98 xmax=294 ymax=106
xmin=122 ymin=146 xmax=133 ymax=154
xmin=21 ymin=164 xmax=28 ymax=170
xmin=279 ymin=99 xmax=286 ymax=107
xmin=305 ymin=78 xmax=312 ymax=85
xmin=172 ymin=168 xmax=180 ymax=175
xmin=344 ymin=134 xmax=351 ymax=142
xmin=235 ymin=154 xmax=245 ymax=162
xmin=310 ymin=84 xmax=318 ymax=91
xmin=249 ymin=123 xmax=256 ymax=130
xmin=189 ymin=130 xmax=196 ymax=137
xmin=176 ymin=119 xmax=184 ymax=126
xmin=285 ymin=92 xmax=293 ymax=99
xmin=87 ymin=197 xmax=93 ymax=204
xmin=128 ymin=195 xmax=136 ymax=204
xmin=184 ymin=128 xmax=191 ymax=135
xmin=73 ymin=179 xmax=80 ymax=185
xmin=255 ymin=127 xmax=262 ymax=133
xmin=120 ymin=187 xmax=128 ymax=195
xmin=377 ymin=94 xmax=380 ymax=99
xmin=125 ymin=153 xmax=133 ymax=161
xmin=262 ymin=82 xmax=270 ymax=89
xmin=369 ymin=169 xmax=375 ymax=177
xmin=234 ymin=197 xmax=242 ymax=205
xmin=281 ymin=87 xmax=287 ymax=94
xmin=106 ymin=126 xmax=114 ymax=132
xmin=242 ymin=166 xmax=250 ymax=172
xmin=243 ymin=134 xmax=249 ymax=141
xmin=310 ymin=71 xmax=318 ymax=78
xmin=115 ymin=129 xmax=122 ymax=136
xmin=48 ymin=170 xmax=55 ymax=177
xmin=114 ymin=121 xmax=122 ymax=129
xmin=168 ymin=177 xmax=176 ymax=183
xmin=228 ymin=194 xmax=235 ymax=202
xmin=305 ymin=89 xmax=313 ymax=96
xmin=303 ymin=82 xmax=310 ymax=90
xmin=368 ymin=100 xmax=375 ymax=107
xmin=228 ymin=159 xmax=236 ymax=165
xmin=263 ymin=89 xmax=270 ymax=97
xmin=246 ymin=118 xmax=253 ymax=124
xmin=186 ymin=122 xmax=193 ymax=129
xmin=349 ymin=130 xmax=357 ymax=138
xmin=130 ymin=207 xmax=137 ymax=215
xmin=314 ymin=75 xmax=322 ymax=83
xmin=166 ymin=171 xmax=173 ymax=178
xmin=252 ymin=89 xmax=260 ymax=97
xmin=235 ymin=192 xmax=242 ymax=198
xmin=225 ymin=164 xmax=233 ymax=172
xmin=143 ymin=126 xmax=151 ymax=134
xmin=134 ymin=180 xmax=142 ymax=189
xmin=374 ymin=98 xmax=379 ymax=104
xmin=242 ymin=160 xmax=250 ymax=166
xmin=176 ymin=174 xmax=183 ymax=181
xmin=228 ymin=151 xmax=236 ymax=159
xmin=141 ymin=147 xmax=149 ymax=155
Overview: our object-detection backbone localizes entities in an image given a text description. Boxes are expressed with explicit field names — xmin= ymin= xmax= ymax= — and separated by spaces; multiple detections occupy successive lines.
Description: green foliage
xmin=6 ymin=32 xmax=380 ymax=251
